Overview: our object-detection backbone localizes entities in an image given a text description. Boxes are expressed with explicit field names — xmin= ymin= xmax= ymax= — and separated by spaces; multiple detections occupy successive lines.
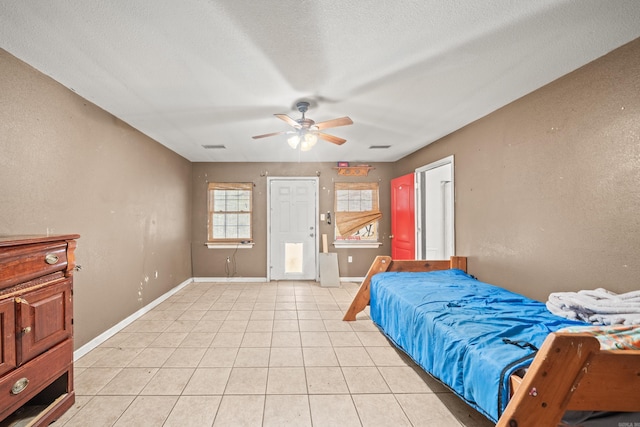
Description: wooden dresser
xmin=0 ymin=234 xmax=79 ymax=426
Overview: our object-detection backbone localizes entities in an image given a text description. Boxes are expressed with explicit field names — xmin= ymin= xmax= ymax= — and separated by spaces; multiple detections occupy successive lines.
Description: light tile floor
xmin=53 ymin=281 xmax=495 ymax=427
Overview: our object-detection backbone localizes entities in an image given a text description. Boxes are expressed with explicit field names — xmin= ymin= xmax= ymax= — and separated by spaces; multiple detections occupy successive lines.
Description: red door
xmin=391 ymin=173 xmax=415 ymax=259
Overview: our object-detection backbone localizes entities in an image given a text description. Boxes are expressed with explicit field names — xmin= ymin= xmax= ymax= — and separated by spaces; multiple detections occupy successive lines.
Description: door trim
xmin=415 ymin=155 xmax=455 ymax=259
xmin=267 ymin=177 xmax=319 ymax=281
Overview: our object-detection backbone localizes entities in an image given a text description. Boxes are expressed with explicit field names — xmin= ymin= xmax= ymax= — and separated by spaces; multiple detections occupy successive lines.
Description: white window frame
xmin=206 ymin=182 xmax=254 ymax=249
xmin=333 ymin=182 xmax=382 ymax=248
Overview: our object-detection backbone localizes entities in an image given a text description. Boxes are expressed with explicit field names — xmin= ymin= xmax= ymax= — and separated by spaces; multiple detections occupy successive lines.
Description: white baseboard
xmin=192 ymin=277 xmax=268 ymax=283
xmin=193 ymin=276 xmax=360 ymax=284
xmin=193 ymin=277 xmax=363 ymax=283
xmin=340 ymin=277 xmax=365 ymax=283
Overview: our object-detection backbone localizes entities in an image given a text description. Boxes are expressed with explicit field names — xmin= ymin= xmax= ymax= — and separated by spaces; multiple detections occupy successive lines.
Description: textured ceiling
xmin=2 ymin=1 xmax=640 ymax=162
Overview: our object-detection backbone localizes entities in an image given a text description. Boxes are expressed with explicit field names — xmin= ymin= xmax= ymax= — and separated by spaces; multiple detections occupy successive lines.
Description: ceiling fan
xmin=252 ymin=101 xmax=353 ymax=151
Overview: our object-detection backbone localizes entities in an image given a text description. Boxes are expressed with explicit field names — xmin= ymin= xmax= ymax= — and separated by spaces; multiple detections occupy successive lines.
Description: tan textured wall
xmin=395 ymin=38 xmax=640 ymax=301
xmin=191 ymin=162 xmax=394 ymax=278
xmin=0 ymin=50 xmax=193 ymax=348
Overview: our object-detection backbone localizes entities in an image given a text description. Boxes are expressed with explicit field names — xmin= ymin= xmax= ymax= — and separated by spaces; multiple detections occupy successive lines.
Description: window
xmin=207 ymin=182 xmax=253 ymax=243
xmin=334 ymin=182 xmax=382 ymax=247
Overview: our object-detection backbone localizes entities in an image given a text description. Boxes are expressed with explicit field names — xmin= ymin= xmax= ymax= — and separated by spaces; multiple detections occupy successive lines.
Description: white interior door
xmin=416 ymin=156 xmax=455 ymax=260
xmin=268 ymin=178 xmax=318 ymax=280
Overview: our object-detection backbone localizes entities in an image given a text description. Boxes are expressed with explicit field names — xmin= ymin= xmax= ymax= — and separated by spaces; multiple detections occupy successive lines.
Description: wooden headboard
xmin=342 ymin=255 xmax=467 ymax=321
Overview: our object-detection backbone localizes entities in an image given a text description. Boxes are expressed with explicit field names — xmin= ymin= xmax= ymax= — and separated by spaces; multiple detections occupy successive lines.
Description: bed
xmin=343 ymin=256 xmax=640 ymax=427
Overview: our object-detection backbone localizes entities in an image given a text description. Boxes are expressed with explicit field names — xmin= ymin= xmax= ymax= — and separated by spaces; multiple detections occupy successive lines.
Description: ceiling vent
xmin=202 ymin=144 xmax=226 ymax=149
xmin=369 ymin=145 xmax=391 ymax=149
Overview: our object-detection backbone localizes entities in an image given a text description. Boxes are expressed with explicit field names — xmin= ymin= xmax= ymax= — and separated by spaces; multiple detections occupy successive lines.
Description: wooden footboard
xmin=342 ymin=255 xmax=467 ymax=321
xmin=498 ymin=332 xmax=640 ymax=426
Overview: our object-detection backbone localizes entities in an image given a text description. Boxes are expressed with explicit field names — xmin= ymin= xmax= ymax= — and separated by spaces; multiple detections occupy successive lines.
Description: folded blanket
xmin=558 ymin=324 xmax=640 ymax=350
xmin=546 ymin=288 xmax=640 ymax=325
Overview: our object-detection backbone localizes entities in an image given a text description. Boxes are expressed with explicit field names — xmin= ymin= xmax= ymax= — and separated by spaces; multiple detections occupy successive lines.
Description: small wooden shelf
xmin=333 ymin=166 xmax=374 ymax=176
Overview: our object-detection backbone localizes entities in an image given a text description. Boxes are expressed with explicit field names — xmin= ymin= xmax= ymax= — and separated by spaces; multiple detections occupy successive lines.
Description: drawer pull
xmin=45 ymin=253 xmax=59 ymax=265
xmin=11 ymin=378 xmax=29 ymax=395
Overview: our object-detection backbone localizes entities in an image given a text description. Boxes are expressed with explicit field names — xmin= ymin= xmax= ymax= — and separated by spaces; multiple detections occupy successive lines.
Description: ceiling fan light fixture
xmin=288 ymin=130 xmax=318 ymax=151
xmin=253 ymin=101 xmax=352 ymax=150
xmin=287 ymin=134 xmax=300 ymax=149
xmin=304 ymin=132 xmax=318 ymax=146
xmin=300 ymin=141 xmax=312 ymax=151
xmin=300 ymin=131 xmax=318 ymax=151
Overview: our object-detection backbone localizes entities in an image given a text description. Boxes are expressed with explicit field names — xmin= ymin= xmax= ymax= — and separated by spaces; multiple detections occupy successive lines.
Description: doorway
xmin=416 ymin=156 xmax=455 ymax=260
xmin=267 ymin=177 xmax=319 ymax=280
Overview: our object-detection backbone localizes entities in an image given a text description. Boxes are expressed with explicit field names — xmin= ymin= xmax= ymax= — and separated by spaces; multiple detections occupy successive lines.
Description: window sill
xmin=333 ymin=241 xmax=381 ymax=249
xmin=206 ymin=242 xmax=254 ymax=249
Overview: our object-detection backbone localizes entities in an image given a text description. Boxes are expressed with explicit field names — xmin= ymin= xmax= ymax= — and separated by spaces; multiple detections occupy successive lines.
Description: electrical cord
xmin=225 ymin=244 xmax=240 ymax=277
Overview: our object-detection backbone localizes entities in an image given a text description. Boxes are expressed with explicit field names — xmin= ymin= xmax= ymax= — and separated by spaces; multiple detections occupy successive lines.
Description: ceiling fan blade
xmin=318 ymin=132 xmax=346 ymax=145
xmin=314 ymin=116 xmax=353 ymax=130
xmin=252 ymin=131 xmax=287 ymax=139
xmin=274 ymin=114 xmax=301 ymax=128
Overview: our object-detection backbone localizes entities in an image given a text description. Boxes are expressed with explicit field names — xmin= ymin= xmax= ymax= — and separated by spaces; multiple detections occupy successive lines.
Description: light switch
xmin=320 ymin=213 xmax=325 ymax=221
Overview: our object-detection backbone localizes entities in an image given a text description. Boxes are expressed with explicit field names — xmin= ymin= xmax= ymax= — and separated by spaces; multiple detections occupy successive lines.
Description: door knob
xmin=389 ymin=235 xmax=394 ymax=239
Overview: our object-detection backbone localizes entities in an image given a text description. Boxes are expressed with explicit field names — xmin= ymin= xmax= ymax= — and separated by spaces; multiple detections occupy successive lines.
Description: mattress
xmin=369 ymin=269 xmax=584 ymax=422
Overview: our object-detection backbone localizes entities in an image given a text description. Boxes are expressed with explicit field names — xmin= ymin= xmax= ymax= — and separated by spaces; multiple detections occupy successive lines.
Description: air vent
xmin=369 ymin=145 xmax=390 ymax=149
xmin=202 ymin=144 xmax=226 ymax=149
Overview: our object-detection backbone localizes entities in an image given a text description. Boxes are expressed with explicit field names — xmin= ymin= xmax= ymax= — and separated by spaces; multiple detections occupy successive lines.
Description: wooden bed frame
xmin=343 ymin=256 xmax=640 ymax=427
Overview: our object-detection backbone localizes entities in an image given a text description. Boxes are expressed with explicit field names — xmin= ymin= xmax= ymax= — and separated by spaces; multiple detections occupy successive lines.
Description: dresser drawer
xmin=0 ymin=339 xmax=72 ymax=421
xmin=0 ymin=242 xmax=69 ymax=291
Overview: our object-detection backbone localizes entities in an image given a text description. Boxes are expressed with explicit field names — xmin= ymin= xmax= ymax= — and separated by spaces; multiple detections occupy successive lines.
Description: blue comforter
xmin=369 ymin=269 xmax=584 ymax=422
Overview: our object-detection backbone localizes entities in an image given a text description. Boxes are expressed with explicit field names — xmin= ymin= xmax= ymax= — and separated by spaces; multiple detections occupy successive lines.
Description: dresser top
xmin=0 ymin=234 xmax=80 ymax=247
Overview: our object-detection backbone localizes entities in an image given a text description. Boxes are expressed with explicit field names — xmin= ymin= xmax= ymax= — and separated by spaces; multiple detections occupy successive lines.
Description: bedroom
xmin=1 ymin=1 xmax=639 ymax=426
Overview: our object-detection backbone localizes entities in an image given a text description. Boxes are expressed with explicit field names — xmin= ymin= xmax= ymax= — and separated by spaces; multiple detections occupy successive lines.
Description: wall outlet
xmin=347 ymin=256 xmax=353 ymax=263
